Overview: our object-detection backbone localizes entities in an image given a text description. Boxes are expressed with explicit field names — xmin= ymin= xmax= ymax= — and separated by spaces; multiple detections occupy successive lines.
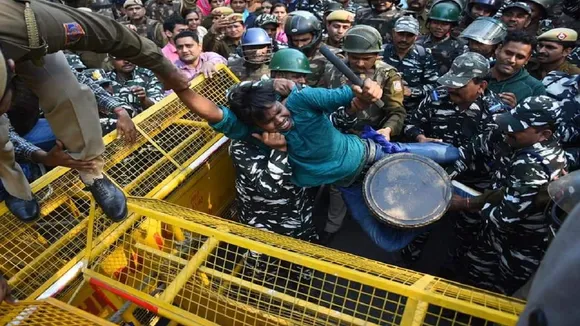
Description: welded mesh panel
xmin=0 ymin=299 xmax=115 ymax=325
xmin=1 ymin=65 xmax=238 ymax=300
xmin=86 ymin=198 xmax=525 ymax=326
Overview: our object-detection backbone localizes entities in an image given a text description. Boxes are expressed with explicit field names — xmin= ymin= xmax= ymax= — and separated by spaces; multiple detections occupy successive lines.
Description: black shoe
xmin=317 ymin=231 xmax=336 ymax=246
xmin=5 ymin=194 xmax=40 ymax=223
xmin=86 ymin=176 xmax=128 ymax=222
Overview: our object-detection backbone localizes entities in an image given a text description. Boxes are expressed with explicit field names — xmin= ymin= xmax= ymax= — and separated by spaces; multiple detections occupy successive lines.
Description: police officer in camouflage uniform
xmin=122 ymin=0 xmax=166 ymax=47
xmin=324 ymin=10 xmax=355 ymax=48
xmin=402 ymin=52 xmax=507 ymax=263
xmin=269 ymin=48 xmax=313 ymax=84
xmin=145 ymin=0 xmax=180 ymax=23
xmin=417 ymin=0 xmax=467 ymax=75
xmin=450 ymin=96 xmax=566 ymax=295
xmin=355 ymin=0 xmax=402 ymax=44
xmin=383 ymin=16 xmax=440 ymax=114
xmin=459 ymin=17 xmax=507 ymax=62
xmin=107 ymin=56 xmax=164 ymax=114
xmin=229 ymin=28 xmax=273 ymax=81
xmin=253 ymin=14 xmax=288 ymax=52
xmin=543 ymin=71 xmax=580 ymax=171
xmin=285 ymin=11 xmax=339 ymax=86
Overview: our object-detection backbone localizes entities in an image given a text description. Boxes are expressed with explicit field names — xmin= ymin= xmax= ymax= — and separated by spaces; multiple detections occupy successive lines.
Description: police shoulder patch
xmin=63 ymin=22 xmax=86 ymax=46
xmin=393 ymin=80 xmax=403 ymax=92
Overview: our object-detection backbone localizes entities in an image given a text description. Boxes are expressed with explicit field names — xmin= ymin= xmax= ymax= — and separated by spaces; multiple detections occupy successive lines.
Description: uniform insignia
xmin=557 ymin=32 xmax=567 ymax=40
xmin=393 ymin=80 xmax=403 ymax=92
xmin=63 ymin=22 xmax=85 ymax=46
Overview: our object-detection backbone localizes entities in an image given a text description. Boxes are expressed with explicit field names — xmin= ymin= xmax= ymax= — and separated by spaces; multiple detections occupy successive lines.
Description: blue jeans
xmin=22 ymin=118 xmax=57 ymax=152
xmin=339 ymin=140 xmax=460 ymax=252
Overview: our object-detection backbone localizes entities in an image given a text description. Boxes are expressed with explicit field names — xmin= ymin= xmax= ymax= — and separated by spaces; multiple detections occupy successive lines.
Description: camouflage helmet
xmin=65 ymin=53 xmax=87 ymax=70
xmin=284 ymin=11 xmax=323 ymax=56
xmin=254 ymin=13 xmax=279 ymax=27
xmin=342 ymin=25 xmax=383 ymax=53
xmin=269 ymin=48 xmax=312 ymax=74
xmin=428 ymin=0 xmax=462 ymax=22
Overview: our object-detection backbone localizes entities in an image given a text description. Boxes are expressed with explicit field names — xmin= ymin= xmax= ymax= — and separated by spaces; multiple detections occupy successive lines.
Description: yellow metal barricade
xmin=84 ymin=197 xmax=526 ymax=326
xmin=0 ymin=298 xmax=115 ymax=325
xmin=0 ymin=65 xmax=239 ymax=301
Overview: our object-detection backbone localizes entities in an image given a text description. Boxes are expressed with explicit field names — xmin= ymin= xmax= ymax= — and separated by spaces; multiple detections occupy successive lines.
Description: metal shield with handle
xmin=319 ymin=45 xmax=385 ymax=108
xmin=363 ymin=153 xmax=453 ymax=228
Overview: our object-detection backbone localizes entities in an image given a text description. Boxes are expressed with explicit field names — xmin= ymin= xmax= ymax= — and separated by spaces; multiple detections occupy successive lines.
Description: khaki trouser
xmin=0 ymin=115 xmax=33 ymax=200
xmin=0 ymin=51 xmax=105 ymax=200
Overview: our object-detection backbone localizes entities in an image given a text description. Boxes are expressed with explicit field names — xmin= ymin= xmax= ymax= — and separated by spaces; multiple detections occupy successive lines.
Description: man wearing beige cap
xmin=203 ymin=13 xmax=245 ymax=59
xmin=123 ymin=0 xmax=166 ymax=47
xmin=0 ymin=0 xmax=189 ymax=222
xmin=324 ymin=10 xmax=354 ymax=48
xmin=528 ymin=28 xmax=580 ymax=80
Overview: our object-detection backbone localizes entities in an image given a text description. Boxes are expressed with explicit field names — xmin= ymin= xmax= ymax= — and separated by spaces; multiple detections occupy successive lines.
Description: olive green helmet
xmin=342 ymin=25 xmax=383 ymax=53
xmin=269 ymin=48 xmax=312 ymax=74
xmin=428 ymin=0 xmax=462 ymax=22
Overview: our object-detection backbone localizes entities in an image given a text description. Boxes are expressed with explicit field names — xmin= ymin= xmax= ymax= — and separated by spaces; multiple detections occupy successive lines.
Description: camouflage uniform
xmin=145 ymin=0 xmax=179 ymax=23
xmin=307 ymin=0 xmax=335 ymax=19
xmin=456 ymin=96 xmax=567 ymax=295
xmin=320 ymin=60 xmax=406 ymax=135
xmin=401 ymin=9 xmax=429 ymax=35
xmin=307 ymin=45 xmax=342 ymax=86
xmin=382 ymin=43 xmax=440 ymax=113
xmin=543 ymin=71 xmax=580 ymax=170
xmin=416 ymin=35 xmax=467 ymax=75
xmin=355 ymin=7 xmax=402 ymax=44
xmin=569 ymin=47 xmax=580 ymax=66
xmin=227 ymin=56 xmax=271 ymax=81
xmin=342 ymin=0 xmax=363 ymax=13
xmin=230 ymin=139 xmax=318 ymax=283
xmin=107 ymin=67 xmax=164 ymax=114
xmin=203 ymin=30 xmax=241 ymax=60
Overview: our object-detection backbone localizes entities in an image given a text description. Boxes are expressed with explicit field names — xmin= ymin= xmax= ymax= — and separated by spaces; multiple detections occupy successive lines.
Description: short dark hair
xmin=501 ymin=30 xmax=537 ymax=50
xmin=228 ymin=81 xmax=277 ymax=125
xmin=272 ymin=3 xmax=288 ymax=13
xmin=174 ymin=30 xmax=200 ymax=44
xmin=163 ymin=14 xmax=188 ymax=32
xmin=182 ymin=8 xmax=201 ymax=19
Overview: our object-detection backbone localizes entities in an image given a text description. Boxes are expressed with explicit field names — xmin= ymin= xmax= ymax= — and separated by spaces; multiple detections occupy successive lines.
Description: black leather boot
xmin=86 ymin=176 xmax=128 ymax=222
xmin=5 ymin=194 xmax=40 ymax=223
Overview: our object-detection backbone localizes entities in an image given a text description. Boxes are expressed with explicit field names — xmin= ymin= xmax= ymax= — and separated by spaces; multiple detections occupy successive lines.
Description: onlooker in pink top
xmin=173 ymin=30 xmax=227 ymax=81
xmin=161 ymin=15 xmax=189 ymax=64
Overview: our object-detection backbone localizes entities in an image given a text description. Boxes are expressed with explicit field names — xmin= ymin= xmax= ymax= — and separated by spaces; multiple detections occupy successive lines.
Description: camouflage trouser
xmin=240 ymin=216 xmax=319 ymax=285
xmin=464 ymin=226 xmax=548 ymax=295
xmin=401 ymin=211 xmax=483 ymax=267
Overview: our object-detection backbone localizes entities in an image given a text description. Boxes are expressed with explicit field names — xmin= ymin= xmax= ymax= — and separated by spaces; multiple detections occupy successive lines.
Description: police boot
xmin=5 ymin=194 xmax=40 ymax=223
xmin=86 ymin=176 xmax=128 ymax=222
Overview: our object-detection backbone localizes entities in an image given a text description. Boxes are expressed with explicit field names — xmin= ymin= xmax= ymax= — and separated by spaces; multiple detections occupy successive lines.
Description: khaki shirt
xmin=528 ymin=60 xmax=580 ymax=81
xmin=320 ymin=59 xmax=406 ymax=135
xmin=0 ymin=0 xmax=174 ymax=75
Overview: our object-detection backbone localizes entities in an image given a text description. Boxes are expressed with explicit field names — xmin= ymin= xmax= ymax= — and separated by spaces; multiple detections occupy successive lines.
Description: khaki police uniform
xmin=528 ymin=28 xmax=580 ymax=80
xmin=0 ymin=0 xmax=175 ymax=200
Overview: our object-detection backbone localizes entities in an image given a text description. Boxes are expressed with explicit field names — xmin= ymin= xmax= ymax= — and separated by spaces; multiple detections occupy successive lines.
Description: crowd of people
xmin=0 ymin=0 xmax=580 ymax=308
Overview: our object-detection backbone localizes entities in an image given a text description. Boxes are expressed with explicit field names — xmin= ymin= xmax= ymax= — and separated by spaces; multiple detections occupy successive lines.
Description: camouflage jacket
xmin=483 ymin=137 xmax=566 ymax=244
xmin=129 ymin=16 xmax=166 ymax=48
xmin=72 ymin=68 xmax=131 ymax=118
xmin=527 ymin=60 xmax=580 ymax=81
xmin=320 ymin=60 xmax=406 ymax=135
xmin=145 ymin=0 xmax=179 ymax=23
xmin=227 ymin=56 xmax=271 ymax=81
xmin=355 ymin=7 xmax=402 ymax=44
xmin=305 ymin=0 xmax=334 ymax=20
xmin=306 ymin=45 xmax=342 ymax=87
xmin=382 ymin=43 xmax=440 ymax=112
xmin=404 ymin=89 xmax=504 ymax=147
xmin=416 ymin=34 xmax=467 ymax=75
xmin=570 ymin=48 xmax=580 ymax=66
xmin=229 ymin=139 xmax=315 ymax=238
xmin=342 ymin=0 xmax=363 ymax=14
xmin=107 ymin=67 xmax=164 ymax=114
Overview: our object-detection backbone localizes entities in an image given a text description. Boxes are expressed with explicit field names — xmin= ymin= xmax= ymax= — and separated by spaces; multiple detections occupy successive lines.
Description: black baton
xmin=319 ymin=45 xmax=385 ymax=108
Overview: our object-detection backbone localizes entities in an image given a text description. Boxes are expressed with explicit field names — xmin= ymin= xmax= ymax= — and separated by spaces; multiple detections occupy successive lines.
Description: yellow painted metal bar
xmin=133 ymin=124 xmax=181 ymax=168
xmin=400 ymin=275 xmax=434 ymax=326
xmin=44 ymin=298 xmax=118 ymax=325
xmin=84 ymin=269 xmax=219 ymax=326
xmin=411 ymin=302 xmax=429 ymax=326
xmin=88 ymin=213 xmax=143 ymax=261
xmin=158 ymin=236 xmax=220 ymax=303
xmin=7 ymin=218 xmax=88 ymax=287
xmin=85 ymin=198 xmax=97 ymax=261
xmin=133 ymin=242 xmax=188 ymax=266
xmin=126 ymin=200 xmax=522 ymax=325
xmin=174 ymin=119 xmax=210 ymax=128
xmin=198 ymin=266 xmax=376 ymax=326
